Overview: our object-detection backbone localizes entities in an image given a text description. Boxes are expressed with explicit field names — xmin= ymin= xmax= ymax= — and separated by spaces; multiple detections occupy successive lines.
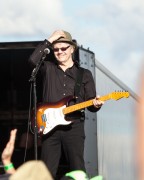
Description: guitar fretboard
xmin=63 ymin=95 xmax=111 ymax=115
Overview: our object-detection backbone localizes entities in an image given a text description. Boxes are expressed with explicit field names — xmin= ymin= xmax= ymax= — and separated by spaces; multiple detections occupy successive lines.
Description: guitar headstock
xmin=110 ymin=91 xmax=130 ymax=100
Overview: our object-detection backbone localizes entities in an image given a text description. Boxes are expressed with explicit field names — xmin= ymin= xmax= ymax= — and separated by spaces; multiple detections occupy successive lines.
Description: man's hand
xmin=48 ymin=30 xmax=66 ymax=43
xmin=2 ymin=129 xmax=17 ymax=166
xmin=93 ymin=95 xmax=104 ymax=108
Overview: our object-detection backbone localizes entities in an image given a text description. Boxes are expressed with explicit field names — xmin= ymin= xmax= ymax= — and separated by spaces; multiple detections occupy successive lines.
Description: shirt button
xmin=63 ymin=93 xmax=66 ymax=96
xmin=64 ymin=84 xmax=66 ymax=86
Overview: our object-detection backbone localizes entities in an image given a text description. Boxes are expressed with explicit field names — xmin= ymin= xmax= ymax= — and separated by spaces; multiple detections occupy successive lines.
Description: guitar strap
xmin=66 ymin=67 xmax=84 ymax=121
xmin=74 ymin=67 xmax=84 ymax=97
xmin=66 ymin=67 xmax=85 ymax=121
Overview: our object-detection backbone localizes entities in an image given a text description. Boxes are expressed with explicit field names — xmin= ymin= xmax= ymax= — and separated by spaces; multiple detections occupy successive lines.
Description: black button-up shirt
xmin=28 ymin=40 xmax=98 ymax=113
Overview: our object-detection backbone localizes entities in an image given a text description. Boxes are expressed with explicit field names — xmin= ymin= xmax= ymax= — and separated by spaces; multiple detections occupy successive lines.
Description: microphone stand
xmin=29 ymin=52 xmax=47 ymax=160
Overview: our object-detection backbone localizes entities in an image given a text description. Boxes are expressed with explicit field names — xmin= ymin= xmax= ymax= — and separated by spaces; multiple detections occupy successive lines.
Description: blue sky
xmin=0 ymin=0 xmax=143 ymax=93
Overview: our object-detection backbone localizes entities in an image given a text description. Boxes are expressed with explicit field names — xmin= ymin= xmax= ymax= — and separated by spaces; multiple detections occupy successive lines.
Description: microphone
xmin=44 ymin=48 xmax=50 ymax=54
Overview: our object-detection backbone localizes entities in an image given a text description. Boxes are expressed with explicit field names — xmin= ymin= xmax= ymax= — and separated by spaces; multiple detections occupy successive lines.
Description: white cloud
xmin=70 ymin=0 xmax=144 ymax=93
xmin=0 ymin=0 xmax=68 ymax=37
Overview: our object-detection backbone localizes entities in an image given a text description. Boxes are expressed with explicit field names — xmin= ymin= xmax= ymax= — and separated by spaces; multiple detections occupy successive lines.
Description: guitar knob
xmin=39 ymin=126 xmax=44 ymax=133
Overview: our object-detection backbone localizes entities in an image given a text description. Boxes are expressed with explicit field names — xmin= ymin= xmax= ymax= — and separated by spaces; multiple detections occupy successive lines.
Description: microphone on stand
xmin=29 ymin=48 xmax=50 ymax=82
xmin=44 ymin=48 xmax=50 ymax=54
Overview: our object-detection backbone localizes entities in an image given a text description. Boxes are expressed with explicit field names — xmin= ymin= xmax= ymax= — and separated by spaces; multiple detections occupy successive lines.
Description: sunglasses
xmin=53 ymin=45 xmax=70 ymax=52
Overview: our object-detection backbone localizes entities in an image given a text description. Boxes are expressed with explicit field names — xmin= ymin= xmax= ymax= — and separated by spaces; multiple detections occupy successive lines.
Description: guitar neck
xmin=63 ymin=95 xmax=111 ymax=115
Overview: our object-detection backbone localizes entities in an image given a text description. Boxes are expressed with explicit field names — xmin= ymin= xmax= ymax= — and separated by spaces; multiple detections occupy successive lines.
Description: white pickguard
xmin=42 ymin=105 xmax=72 ymax=134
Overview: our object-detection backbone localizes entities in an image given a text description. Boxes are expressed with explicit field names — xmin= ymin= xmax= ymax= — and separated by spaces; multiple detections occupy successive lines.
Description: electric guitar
xmin=32 ymin=91 xmax=130 ymax=135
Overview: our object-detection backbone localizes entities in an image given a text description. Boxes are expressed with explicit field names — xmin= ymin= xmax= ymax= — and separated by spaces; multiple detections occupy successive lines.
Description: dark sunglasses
xmin=53 ymin=45 xmax=70 ymax=52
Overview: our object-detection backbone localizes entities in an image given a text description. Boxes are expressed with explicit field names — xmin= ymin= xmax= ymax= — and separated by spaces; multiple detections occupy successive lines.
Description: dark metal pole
xmin=29 ymin=53 xmax=48 ymax=160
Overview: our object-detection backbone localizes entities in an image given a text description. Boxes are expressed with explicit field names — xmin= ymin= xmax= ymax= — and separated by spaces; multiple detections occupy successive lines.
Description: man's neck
xmin=59 ymin=60 xmax=74 ymax=71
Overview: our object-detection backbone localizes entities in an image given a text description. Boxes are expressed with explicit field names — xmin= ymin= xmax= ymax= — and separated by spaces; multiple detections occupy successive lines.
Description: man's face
xmin=53 ymin=42 xmax=74 ymax=63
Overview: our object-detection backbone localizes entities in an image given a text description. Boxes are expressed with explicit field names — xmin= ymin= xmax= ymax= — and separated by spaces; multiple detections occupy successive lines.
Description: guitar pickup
xmin=42 ymin=114 xmax=47 ymax=122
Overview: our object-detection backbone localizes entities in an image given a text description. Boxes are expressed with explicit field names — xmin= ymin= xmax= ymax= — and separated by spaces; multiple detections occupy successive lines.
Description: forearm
xmin=28 ymin=39 xmax=52 ymax=67
xmin=1 ymin=129 xmax=17 ymax=174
